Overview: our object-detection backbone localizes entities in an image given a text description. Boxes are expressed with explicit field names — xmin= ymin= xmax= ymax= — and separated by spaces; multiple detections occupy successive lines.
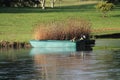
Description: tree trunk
xmin=40 ymin=0 xmax=45 ymax=9
xmin=102 ymin=12 xmax=107 ymax=18
xmin=50 ymin=0 xmax=55 ymax=8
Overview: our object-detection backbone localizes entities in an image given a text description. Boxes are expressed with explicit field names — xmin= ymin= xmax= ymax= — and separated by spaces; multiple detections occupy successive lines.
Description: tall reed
xmin=33 ymin=19 xmax=91 ymax=40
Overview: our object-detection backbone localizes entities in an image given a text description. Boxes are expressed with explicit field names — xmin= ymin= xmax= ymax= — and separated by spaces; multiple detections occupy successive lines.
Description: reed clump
xmin=33 ymin=19 xmax=91 ymax=40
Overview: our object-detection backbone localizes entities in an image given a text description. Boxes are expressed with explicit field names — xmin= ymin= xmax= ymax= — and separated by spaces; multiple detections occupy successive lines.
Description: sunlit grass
xmin=0 ymin=1 xmax=120 ymax=42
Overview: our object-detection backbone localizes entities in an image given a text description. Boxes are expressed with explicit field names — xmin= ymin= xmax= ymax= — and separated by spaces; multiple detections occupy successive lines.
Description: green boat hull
xmin=30 ymin=47 xmax=76 ymax=55
xmin=30 ymin=40 xmax=76 ymax=48
xmin=29 ymin=40 xmax=95 ymax=48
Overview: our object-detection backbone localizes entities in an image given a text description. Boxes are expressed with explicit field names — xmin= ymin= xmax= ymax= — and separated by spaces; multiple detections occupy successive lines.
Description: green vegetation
xmin=95 ymin=1 xmax=114 ymax=17
xmin=0 ymin=1 xmax=120 ymax=42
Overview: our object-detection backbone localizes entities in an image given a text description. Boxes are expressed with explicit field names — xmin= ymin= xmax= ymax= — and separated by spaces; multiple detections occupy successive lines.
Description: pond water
xmin=0 ymin=39 xmax=120 ymax=80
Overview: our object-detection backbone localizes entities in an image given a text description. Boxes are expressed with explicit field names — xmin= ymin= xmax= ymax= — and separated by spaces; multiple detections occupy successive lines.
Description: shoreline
xmin=0 ymin=33 xmax=120 ymax=49
xmin=0 ymin=41 xmax=31 ymax=49
xmin=94 ymin=33 xmax=120 ymax=39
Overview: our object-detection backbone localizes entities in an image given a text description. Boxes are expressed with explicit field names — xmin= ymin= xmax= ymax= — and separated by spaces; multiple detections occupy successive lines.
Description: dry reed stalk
xmin=65 ymin=19 xmax=91 ymax=40
xmin=33 ymin=18 xmax=91 ymax=40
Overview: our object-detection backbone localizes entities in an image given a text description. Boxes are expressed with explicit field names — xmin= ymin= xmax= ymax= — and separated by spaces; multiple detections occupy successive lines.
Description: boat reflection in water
xmin=30 ymin=44 xmax=94 ymax=80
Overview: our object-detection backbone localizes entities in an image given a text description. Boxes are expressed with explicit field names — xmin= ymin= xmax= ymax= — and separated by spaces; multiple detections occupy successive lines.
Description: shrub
xmin=95 ymin=1 xmax=114 ymax=17
xmin=33 ymin=19 xmax=91 ymax=41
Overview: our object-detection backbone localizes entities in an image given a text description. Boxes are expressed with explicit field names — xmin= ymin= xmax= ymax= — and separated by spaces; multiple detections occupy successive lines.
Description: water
xmin=0 ymin=39 xmax=120 ymax=80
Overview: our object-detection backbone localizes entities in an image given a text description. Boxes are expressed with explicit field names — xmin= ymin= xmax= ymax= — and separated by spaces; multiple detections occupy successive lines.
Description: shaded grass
xmin=0 ymin=4 xmax=96 ymax=13
xmin=0 ymin=1 xmax=97 ymax=13
xmin=0 ymin=1 xmax=120 ymax=42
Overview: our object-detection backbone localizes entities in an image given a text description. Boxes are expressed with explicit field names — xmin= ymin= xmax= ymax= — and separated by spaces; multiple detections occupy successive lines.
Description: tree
xmin=0 ymin=0 xmax=41 ymax=7
xmin=3 ymin=0 xmax=11 ymax=7
xmin=95 ymin=1 xmax=114 ymax=17
xmin=50 ymin=0 xmax=54 ymax=8
xmin=0 ymin=0 xmax=59 ymax=9
xmin=40 ymin=0 xmax=45 ymax=9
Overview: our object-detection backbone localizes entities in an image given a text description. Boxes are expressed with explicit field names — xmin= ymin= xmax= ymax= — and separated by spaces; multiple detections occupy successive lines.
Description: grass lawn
xmin=0 ymin=1 xmax=120 ymax=42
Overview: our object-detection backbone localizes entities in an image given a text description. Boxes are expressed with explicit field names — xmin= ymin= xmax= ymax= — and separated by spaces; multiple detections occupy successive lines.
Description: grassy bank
xmin=0 ymin=1 xmax=120 ymax=42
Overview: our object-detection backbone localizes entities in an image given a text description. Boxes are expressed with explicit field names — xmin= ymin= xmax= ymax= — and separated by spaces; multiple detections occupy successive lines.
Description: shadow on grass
xmin=111 ymin=14 xmax=120 ymax=17
xmin=0 ymin=4 xmax=96 ymax=13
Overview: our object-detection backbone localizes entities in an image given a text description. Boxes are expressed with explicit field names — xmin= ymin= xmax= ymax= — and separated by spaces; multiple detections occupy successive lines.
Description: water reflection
xmin=30 ymin=47 xmax=76 ymax=55
xmin=0 ymin=49 xmax=34 ymax=80
xmin=32 ymin=50 xmax=92 ymax=80
xmin=92 ymin=49 xmax=120 ymax=80
xmin=0 ymin=39 xmax=120 ymax=80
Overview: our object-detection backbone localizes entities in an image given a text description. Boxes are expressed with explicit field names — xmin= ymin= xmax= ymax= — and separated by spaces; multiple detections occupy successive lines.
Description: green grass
xmin=93 ymin=39 xmax=120 ymax=50
xmin=0 ymin=1 xmax=120 ymax=42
